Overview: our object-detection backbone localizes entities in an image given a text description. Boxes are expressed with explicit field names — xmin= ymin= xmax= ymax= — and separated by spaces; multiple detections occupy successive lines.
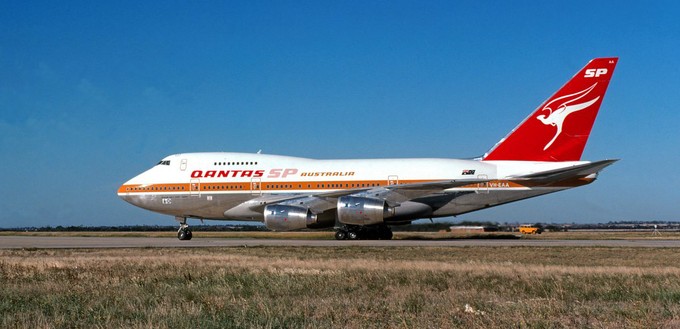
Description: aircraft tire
xmin=335 ymin=230 xmax=347 ymax=240
xmin=178 ymin=229 xmax=193 ymax=241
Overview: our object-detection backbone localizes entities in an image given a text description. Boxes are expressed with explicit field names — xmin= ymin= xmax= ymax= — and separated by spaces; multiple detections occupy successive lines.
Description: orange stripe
xmin=118 ymin=177 xmax=594 ymax=194
xmin=118 ymin=179 xmax=432 ymax=194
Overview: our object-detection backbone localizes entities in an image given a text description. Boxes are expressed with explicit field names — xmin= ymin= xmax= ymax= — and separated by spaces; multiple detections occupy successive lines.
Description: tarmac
xmin=2 ymin=236 xmax=680 ymax=249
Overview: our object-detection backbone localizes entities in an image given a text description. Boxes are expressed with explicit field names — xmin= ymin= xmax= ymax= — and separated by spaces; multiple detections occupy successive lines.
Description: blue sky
xmin=1 ymin=1 xmax=678 ymax=227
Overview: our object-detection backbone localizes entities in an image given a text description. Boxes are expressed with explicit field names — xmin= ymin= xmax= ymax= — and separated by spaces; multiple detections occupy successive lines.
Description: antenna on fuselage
xmin=257 ymin=149 xmax=262 ymax=154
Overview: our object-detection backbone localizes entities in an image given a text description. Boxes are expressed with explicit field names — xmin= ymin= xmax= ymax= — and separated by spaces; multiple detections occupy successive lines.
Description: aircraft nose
xmin=117 ymin=181 xmax=131 ymax=200
xmin=117 ymin=178 xmax=138 ymax=205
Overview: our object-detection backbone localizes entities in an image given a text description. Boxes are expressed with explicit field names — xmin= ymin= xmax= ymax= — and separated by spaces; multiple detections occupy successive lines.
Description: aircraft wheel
xmin=178 ymin=228 xmax=192 ymax=240
xmin=335 ymin=230 xmax=347 ymax=240
xmin=176 ymin=217 xmax=192 ymax=241
xmin=347 ymin=231 xmax=359 ymax=240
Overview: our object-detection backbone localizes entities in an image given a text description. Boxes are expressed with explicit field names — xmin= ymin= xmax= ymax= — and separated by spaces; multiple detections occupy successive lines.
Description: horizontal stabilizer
xmin=509 ymin=159 xmax=618 ymax=183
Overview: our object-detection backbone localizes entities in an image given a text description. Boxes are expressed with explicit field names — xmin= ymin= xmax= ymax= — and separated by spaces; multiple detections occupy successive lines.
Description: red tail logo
xmin=483 ymin=58 xmax=618 ymax=161
xmin=537 ymin=83 xmax=599 ymax=151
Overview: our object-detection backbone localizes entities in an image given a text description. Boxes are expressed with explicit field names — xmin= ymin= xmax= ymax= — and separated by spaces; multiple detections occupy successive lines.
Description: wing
xmin=229 ymin=178 xmax=490 ymax=216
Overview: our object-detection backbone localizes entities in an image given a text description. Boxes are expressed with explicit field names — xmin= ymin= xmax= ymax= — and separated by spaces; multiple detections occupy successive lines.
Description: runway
xmin=2 ymin=236 xmax=680 ymax=249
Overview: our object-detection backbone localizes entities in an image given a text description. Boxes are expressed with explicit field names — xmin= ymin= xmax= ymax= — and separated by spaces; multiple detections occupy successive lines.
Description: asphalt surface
xmin=2 ymin=236 xmax=680 ymax=249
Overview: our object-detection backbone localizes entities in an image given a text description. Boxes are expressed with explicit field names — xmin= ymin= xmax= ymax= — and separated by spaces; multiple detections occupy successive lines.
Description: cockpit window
xmin=157 ymin=160 xmax=171 ymax=166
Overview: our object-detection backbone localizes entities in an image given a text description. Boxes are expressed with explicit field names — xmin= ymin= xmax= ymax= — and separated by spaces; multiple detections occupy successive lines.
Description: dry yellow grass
xmin=2 ymin=246 xmax=680 ymax=328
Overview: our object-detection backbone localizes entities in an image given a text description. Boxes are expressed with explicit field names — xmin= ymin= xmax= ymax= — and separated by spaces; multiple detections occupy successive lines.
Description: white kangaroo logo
xmin=536 ymin=83 xmax=599 ymax=150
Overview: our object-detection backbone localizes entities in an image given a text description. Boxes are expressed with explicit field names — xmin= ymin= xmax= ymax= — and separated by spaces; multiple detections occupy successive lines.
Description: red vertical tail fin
xmin=483 ymin=57 xmax=618 ymax=161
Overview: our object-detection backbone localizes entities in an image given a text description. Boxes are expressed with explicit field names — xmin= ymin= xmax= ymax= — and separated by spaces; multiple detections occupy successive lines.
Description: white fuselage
xmin=118 ymin=152 xmax=593 ymax=222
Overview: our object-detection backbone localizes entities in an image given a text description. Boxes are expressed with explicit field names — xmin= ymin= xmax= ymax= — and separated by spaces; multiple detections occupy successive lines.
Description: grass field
xmin=2 ymin=246 xmax=680 ymax=328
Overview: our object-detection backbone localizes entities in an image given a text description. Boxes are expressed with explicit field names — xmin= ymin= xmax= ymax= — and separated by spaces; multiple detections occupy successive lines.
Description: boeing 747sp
xmin=119 ymin=57 xmax=618 ymax=240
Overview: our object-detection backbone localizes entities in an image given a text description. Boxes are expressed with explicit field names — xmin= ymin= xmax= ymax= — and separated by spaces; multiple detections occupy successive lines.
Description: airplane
xmin=118 ymin=57 xmax=618 ymax=241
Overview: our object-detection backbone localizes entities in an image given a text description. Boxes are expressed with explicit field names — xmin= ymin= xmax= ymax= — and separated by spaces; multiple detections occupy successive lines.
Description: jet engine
xmin=263 ymin=205 xmax=320 ymax=231
xmin=337 ymin=196 xmax=395 ymax=226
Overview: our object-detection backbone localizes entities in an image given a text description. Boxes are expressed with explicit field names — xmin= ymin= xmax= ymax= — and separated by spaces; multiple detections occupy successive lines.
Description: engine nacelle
xmin=337 ymin=196 xmax=395 ymax=226
xmin=263 ymin=205 xmax=318 ymax=231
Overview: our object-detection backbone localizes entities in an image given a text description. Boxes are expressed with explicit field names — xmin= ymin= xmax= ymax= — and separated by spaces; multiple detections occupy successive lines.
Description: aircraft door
xmin=251 ymin=178 xmax=262 ymax=196
xmin=476 ymin=174 xmax=489 ymax=194
xmin=387 ymin=175 xmax=399 ymax=186
xmin=190 ymin=178 xmax=200 ymax=197
xmin=180 ymin=159 xmax=187 ymax=171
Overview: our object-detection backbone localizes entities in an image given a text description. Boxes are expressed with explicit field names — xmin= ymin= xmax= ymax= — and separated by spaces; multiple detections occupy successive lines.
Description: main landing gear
xmin=335 ymin=224 xmax=393 ymax=240
xmin=176 ymin=216 xmax=192 ymax=241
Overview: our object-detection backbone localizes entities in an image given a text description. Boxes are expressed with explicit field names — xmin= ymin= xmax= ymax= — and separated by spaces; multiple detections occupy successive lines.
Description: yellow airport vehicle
xmin=519 ymin=225 xmax=542 ymax=234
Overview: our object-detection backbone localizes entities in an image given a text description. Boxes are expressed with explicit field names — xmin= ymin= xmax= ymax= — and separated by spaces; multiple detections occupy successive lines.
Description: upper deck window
xmin=214 ymin=161 xmax=259 ymax=166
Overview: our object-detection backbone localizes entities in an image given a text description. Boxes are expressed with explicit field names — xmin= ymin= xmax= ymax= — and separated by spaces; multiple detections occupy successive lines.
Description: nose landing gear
xmin=176 ymin=216 xmax=193 ymax=241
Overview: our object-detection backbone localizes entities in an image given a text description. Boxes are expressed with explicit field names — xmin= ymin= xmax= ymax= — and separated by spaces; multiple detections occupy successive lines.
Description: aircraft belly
xmin=121 ymin=193 xmax=255 ymax=220
xmin=185 ymin=193 xmax=258 ymax=219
